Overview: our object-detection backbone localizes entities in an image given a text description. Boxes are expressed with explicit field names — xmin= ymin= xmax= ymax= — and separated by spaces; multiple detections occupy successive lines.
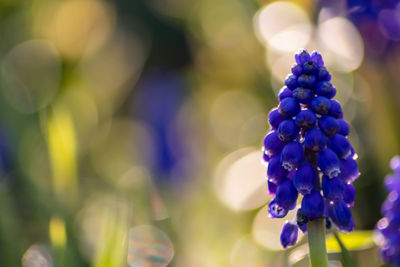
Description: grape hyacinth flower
xmin=262 ymin=49 xmax=359 ymax=266
xmin=375 ymin=156 xmax=400 ymax=266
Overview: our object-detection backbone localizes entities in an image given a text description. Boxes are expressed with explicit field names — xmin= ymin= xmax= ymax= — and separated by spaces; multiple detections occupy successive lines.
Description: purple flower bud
xmin=318 ymin=116 xmax=339 ymax=137
xmin=329 ymin=134 xmax=352 ymax=159
xmin=294 ymin=162 xmax=317 ymax=195
xmin=295 ymin=49 xmax=311 ymax=64
xmin=301 ymin=190 xmax=325 ymax=220
xmin=328 ymin=200 xmax=354 ymax=232
xmin=280 ymin=221 xmax=299 ymax=248
xmin=302 ymin=61 xmax=319 ymax=75
xmin=281 ymin=142 xmax=304 ymax=171
xmin=295 ymin=110 xmax=316 ymax=129
xmin=318 ymin=66 xmax=331 ymax=81
xmin=278 ymin=86 xmax=293 ymax=101
xmin=268 ymin=198 xmax=288 ymax=218
xmin=337 ymin=119 xmax=350 ymax=136
xmin=268 ymin=180 xmax=277 ymax=195
xmin=278 ymin=97 xmax=300 ymax=117
xmin=285 ymin=74 xmax=298 ymax=90
xmin=310 ymin=51 xmax=324 ymax=67
xmin=268 ymin=108 xmax=286 ymax=129
xmin=267 ymin=155 xmax=288 ymax=184
xmin=338 ymin=157 xmax=360 ymax=183
xmin=310 ymin=96 xmax=331 ymax=115
xmin=293 ymin=87 xmax=314 ymax=104
xmin=322 ymin=175 xmax=344 ymax=201
xmin=343 ymin=183 xmax=355 ymax=206
xmin=262 ymin=151 xmax=270 ymax=163
xmin=263 ymin=131 xmax=286 ymax=155
xmin=275 ymin=179 xmax=298 ymax=210
xmin=318 ymin=148 xmax=341 ymax=178
xmin=304 ymin=128 xmax=326 ymax=152
xmin=277 ymin=120 xmax=299 ymax=142
xmin=315 ymin=81 xmax=336 ymax=99
xmin=297 ymin=74 xmax=317 ymax=88
xmin=329 ymin=100 xmax=343 ymax=118
xmin=291 ymin=64 xmax=303 ymax=76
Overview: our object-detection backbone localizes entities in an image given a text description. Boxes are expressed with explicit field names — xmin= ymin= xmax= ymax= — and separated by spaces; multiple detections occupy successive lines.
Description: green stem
xmin=308 ymin=219 xmax=329 ymax=267
xmin=333 ymin=231 xmax=355 ymax=267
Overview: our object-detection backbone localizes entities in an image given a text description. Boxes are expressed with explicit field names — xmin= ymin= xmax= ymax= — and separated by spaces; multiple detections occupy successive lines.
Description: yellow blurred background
xmin=0 ymin=0 xmax=398 ymax=266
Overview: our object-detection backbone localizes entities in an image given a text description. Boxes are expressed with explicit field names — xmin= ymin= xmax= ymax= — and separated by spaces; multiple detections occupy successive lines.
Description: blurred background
xmin=0 ymin=0 xmax=398 ymax=266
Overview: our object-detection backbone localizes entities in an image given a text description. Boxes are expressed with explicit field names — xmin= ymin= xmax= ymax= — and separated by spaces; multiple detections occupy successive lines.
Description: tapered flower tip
xmin=310 ymin=96 xmax=331 ymax=115
xmin=304 ymin=128 xmax=326 ymax=152
xmin=268 ymin=198 xmax=288 ymax=218
xmin=329 ymin=100 xmax=343 ymax=118
xmin=337 ymin=119 xmax=350 ymax=136
xmin=315 ymin=81 xmax=336 ymax=99
xmin=329 ymin=134 xmax=352 ymax=159
xmin=267 ymin=155 xmax=288 ymax=184
xmin=338 ymin=157 xmax=360 ymax=183
xmin=280 ymin=221 xmax=299 ymax=248
xmin=275 ymin=179 xmax=298 ymax=210
xmin=281 ymin=142 xmax=304 ymax=171
xmin=310 ymin=51 xmax=324 ymax=67
xmin=318 ymin=116 xmax=339 ymax=137
xmin=278 ymin=97 xmax=300 ymax=118
xmin=301 ymin=190 xmax=325 ymax=220
xmin=278 ymin=86 xmax=293 ymax=101
xmin=293 ymin=162 xmax=316 ymax=195
xmin=318 ymin=148 xmax=341 ymax=178
xmin=295 ymin=49 xmax=310 ymax=65
xmin=343 ymin=183 xmax=356 ymax=206
xmin=295 ymin=110 xmax=316 ymax=129
xmin=328 ymin=200 xmax=354 ymax=232
xmin=322 ymin=175 xmax=344 ymax=201
xmin=285 ymin=74 xmax=298 ymax=90
xmin=268 ymin=108 xmax=286 ymax=129
xmin=302 ymin=61 xmax=319 ymax=75
xmin=263 ymin=131 xmax=286 ymax=156
xmin=390 ymin=156 xmax=400 ymax=174
xmin=277 ymin=120 xmax=299 ymax=142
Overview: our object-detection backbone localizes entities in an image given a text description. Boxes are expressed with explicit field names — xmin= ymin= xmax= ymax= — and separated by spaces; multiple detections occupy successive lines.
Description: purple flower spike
xmin=268 ymin=198 xmax=288 ymax=218
xmin=278 ymin=97 xmax=300 ymax=118
xmin=375 ymin=156 xmax=400 ymax=265
xmin=268 ymin=108 xmax=286 ymax=129
xmin=328 ymin=200 xmax=354 ymax=232
xmin=263 ymin=131 xmax=286 ymax=156
xmin=294 ymin=162 xmax=316 ymax=195
xmin=261 ymin=50 xmax=359 ymax=248
xmin=280 ymin=142 xmax=304 ymax=171
xmin=280 ymin=221 xmax=299 ymax=248
xmin=301 ymin=190 xmax=325 ymax=221
xmin=275 ymin=179 xmax=298 ymax=210
xmin=318 ymin=148 xmax=341 ymax=178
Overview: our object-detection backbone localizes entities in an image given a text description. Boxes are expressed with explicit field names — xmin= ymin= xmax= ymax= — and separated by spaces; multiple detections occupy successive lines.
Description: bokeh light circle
xmin=255 ymin=2 xmax=312 ymax=52
xmin=214 ymin=148 xmax=269 ymax=211
xmin=128 ymin=225 xmax=174 ymax=267
xmin=2 ymin=40 xmax=61 ymax=113
xmin=318 ymin=17 xmax=364 ymax=72
xmin=22 ymin=244 xmax=52 ymax=267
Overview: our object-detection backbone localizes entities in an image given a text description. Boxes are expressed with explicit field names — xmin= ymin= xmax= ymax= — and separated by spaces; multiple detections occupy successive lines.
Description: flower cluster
xmin=375 ymin=156 xmax=400 ymax=266
xmin=262 ymin=49 xmax=360 ymax=248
